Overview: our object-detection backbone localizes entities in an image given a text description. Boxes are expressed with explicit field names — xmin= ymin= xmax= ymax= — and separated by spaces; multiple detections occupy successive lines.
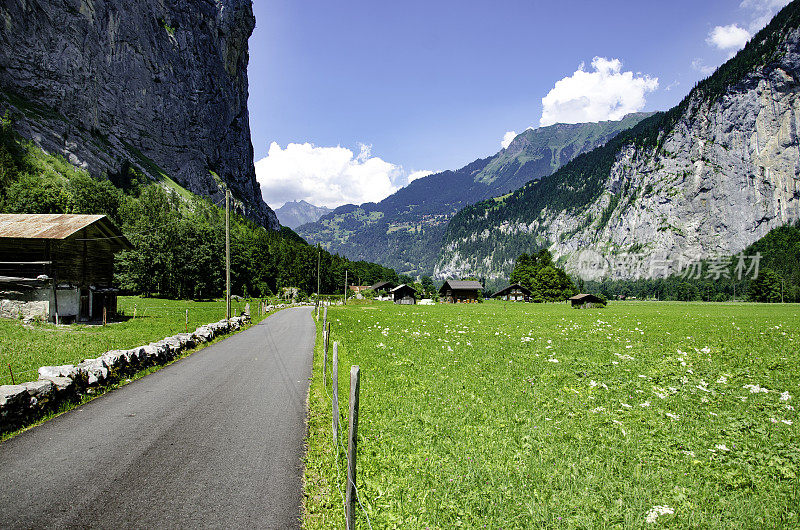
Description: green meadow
xmin=304 ymin=301 xmax=799 ymax=528
xmin=0 ymin=296 xmax=258 ymax=385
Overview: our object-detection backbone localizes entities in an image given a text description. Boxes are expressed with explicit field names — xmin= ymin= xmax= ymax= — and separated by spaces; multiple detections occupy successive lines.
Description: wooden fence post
xmin=103 ymin=306 xmax=107 ymax=326
xmin=346 ymin=365 xmax=361 ymax=530
xmin=323 ymin=306 xmax=328 ymax=329
xmin=185 ymin=308 xmax=189 ymax=332
xmin=332 ymin=342 xmax=339 ymax=441
xmin=323 ymin=325 xmax=329 ymax=385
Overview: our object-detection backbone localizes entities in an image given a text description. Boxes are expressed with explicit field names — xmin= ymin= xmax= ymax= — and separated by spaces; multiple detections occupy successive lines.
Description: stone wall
xmin=1 ymin=313 xmax=256 ymax=433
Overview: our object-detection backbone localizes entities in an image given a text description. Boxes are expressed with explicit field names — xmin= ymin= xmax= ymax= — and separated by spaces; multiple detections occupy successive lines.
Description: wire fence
xmin=321 ymin=314 xmax=373 ymax=530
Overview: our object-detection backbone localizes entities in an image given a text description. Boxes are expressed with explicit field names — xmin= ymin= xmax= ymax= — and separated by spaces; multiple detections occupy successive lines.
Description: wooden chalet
xmin=492 ymin=284 xmax=531 ymax=302
xmin=390 ymin=284 xmax=417 ymax=305
xmin=0 ymin=214 xmax=132 ymax=322
xmin=439 ymin=280 xmax=483 ymax=303
xmin=569 ymin=293 xmax=606 ymax=308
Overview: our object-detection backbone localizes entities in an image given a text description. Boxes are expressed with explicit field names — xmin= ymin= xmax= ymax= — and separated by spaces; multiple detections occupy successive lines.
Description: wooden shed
xmin=0 ymin=214 xmax=132 ymax=322
xmin=390 ymin=284 xmax=417 ymax=305
xmin=492 ymin=284 xmax=531 ymax=302
xmin=439 ymin=280 xmax=483 ymax=303
xmin=569 ymin=293 xmax=606 ymax=308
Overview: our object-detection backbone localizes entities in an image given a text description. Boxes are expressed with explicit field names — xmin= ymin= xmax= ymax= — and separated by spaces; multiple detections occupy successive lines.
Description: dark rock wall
xmin=0 ymin=0 xmax=278 ymax=228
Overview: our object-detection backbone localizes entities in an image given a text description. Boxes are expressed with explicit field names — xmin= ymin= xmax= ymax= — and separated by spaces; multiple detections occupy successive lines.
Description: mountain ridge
xmin=275 ymin=200 xmax=332 ymax=229
xmin=296 ymin=112 xmax=653 ymax=275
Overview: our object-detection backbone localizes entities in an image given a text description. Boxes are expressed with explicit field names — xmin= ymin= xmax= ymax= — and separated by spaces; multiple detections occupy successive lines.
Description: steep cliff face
xmin=0 ymin=0 xmax=278 ymax=228
xmin=437 ymin=3 xmax=800 ymax=280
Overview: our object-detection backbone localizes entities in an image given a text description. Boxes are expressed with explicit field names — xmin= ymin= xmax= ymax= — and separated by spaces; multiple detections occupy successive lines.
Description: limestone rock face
xmin=0 ymin=0 xmax=278 ymax=228
xmin=436 ymin=26 xmax=800 ymax=280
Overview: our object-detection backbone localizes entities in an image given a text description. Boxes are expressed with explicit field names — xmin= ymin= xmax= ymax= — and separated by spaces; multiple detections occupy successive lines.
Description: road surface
xmin=0 ymin=306 xmax=315 ymax=529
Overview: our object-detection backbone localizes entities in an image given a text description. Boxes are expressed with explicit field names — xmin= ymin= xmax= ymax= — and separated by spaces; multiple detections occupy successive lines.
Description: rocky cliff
xmin=437 ymin=2 xmax=800 ymax=281
xmin=0 ymin=0 xmax=278 ymax=228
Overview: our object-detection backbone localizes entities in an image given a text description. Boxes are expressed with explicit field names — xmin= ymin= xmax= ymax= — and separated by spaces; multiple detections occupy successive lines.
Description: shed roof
xmin=369 ymin=280 xmax=394 ymax=290
xmin=390 ymin=284 xmax=416 ymax=294
xmin=439 ymin=280 xmax=483 ymax=293
xmin=492 ymin=284 xmax=531 ymax=297
xmin=0 ymin=214 xmax=132 ymax=249
xmin=569 ymin=293 xmax=603 ymax=302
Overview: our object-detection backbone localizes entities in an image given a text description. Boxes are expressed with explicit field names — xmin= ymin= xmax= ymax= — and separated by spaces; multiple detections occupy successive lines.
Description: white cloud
xmin=407 ymin=170 xmax=434 ymax=183
xmin=706 ymin=24 xmax=751 ymax=51
xmin=256 ymin=142 xmax=430 ymax=209
xmin=740 ymin=0 xmax=791 ymax=32
xmin=540 ymin=57 xmax=658 ymax=127
xmin=691 ymin=58 xmax=716 ymax=76
xmin=501 ymin=131 xmax=517 ymax=149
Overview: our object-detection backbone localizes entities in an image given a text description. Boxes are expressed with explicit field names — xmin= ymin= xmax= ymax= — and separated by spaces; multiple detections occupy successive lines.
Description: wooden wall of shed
xmin=0 ymin=225 xmax=118 ymax=286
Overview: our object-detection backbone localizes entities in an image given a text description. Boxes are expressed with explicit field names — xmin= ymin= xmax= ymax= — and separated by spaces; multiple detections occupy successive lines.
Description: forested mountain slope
xmin=297 ymin=113 xmax=650 ymax=275
xmin=437 ymin=2 xmax=800 ymax=281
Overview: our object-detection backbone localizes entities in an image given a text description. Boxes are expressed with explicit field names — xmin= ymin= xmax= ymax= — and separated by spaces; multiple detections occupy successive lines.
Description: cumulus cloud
xmin=256 ymin=142 xmax=431 ymax=209
xmin=501 ymin=131 xmax=517 ymax=149
xmin=706 ymin=24 xmax=751 ymax=51
xmin=539 ymin=57 xmax=658 ymax=127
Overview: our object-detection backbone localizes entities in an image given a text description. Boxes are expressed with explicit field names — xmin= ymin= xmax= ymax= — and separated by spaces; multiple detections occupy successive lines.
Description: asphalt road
xmin=0 ymin=306 xmax=315 ymax=529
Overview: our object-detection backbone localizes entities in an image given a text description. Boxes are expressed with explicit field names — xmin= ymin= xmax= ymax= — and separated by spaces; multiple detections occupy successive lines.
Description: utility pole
xmin=226 ymin=188 xmax=231 ymax=321
xmin=317 ymin=246 xmax=321 ymax=300
xmin=344 ymin=269 xmax=347 ymax=305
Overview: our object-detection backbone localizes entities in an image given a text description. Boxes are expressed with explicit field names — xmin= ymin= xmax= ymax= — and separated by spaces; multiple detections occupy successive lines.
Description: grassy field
xmin=0 ymin=296 xmax=258 ymax=385
xmin=304 ymin=301 xmax=799 ymax=528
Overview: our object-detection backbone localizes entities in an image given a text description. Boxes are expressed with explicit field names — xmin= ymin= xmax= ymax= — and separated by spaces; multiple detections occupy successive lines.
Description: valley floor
xmin=304 ymin=300 xmax=799 ymax=528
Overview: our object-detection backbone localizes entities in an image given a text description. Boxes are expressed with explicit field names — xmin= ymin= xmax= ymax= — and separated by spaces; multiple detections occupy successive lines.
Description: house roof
xmin=369 ymin=280 xmax=394 ymax=290
xmin=492 ymin=284 xmax=531 ymax=297
xmin=439 ymin=280 xmax=483 ymax=293
xmin=390 ymin=284 xmax=416 ymax=294
xmin=0 ymin=214 xmax=132 ymax=250
xmin=569 ymin=293 xmax=603 ymax=302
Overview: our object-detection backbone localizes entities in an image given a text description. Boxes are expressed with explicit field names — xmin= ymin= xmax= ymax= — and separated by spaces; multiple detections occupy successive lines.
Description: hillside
xmin=0 ymin=0 xmax=277 ymax=228
xmin=437 ymin=2 xmax=800 ymax=281
xmin=0 ymin=118 xmax=397 ymax=298
xmin=296 ymin=113 xmax=651 ymax=275
xmin=275 ymin=200 xmax=332 ymax=229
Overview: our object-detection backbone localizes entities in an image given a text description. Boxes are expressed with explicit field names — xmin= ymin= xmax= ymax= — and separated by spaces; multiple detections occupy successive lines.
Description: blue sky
xmin=248 ymin=0 xmax=790 ymax=209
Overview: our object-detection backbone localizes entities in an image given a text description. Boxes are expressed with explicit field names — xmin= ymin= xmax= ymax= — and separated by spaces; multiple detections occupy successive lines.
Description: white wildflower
xmin=645 ymin=505 xmax=674 ymax=524
xmin=696 ymin=384 xmax=710 ymax=392
xmin=620 ymin=402 xmax=632 ymax=408
xmin=547 ymin=358 xmax=559 ymax=363
xmin=743 ymin=384 xmax=769 ymax=394
xmin=780 ymin=391 xmax=791 ymax=401
xmin=782 ymin=419 xmax=793 ymax=425
xmin=770 ymin=417 xmax=778 ymax=423
xmin=716 ymin=375 xmax=728 ymax=384
xmin=682 ymin=450 xmax=695 ymax=457
xmin=666 ymin=413 xmax=679 ymax=420
xmin=715 ymin=444 xmax=730 ymax=451
xmin=589 ymin=380 xmax=598 ymax=388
